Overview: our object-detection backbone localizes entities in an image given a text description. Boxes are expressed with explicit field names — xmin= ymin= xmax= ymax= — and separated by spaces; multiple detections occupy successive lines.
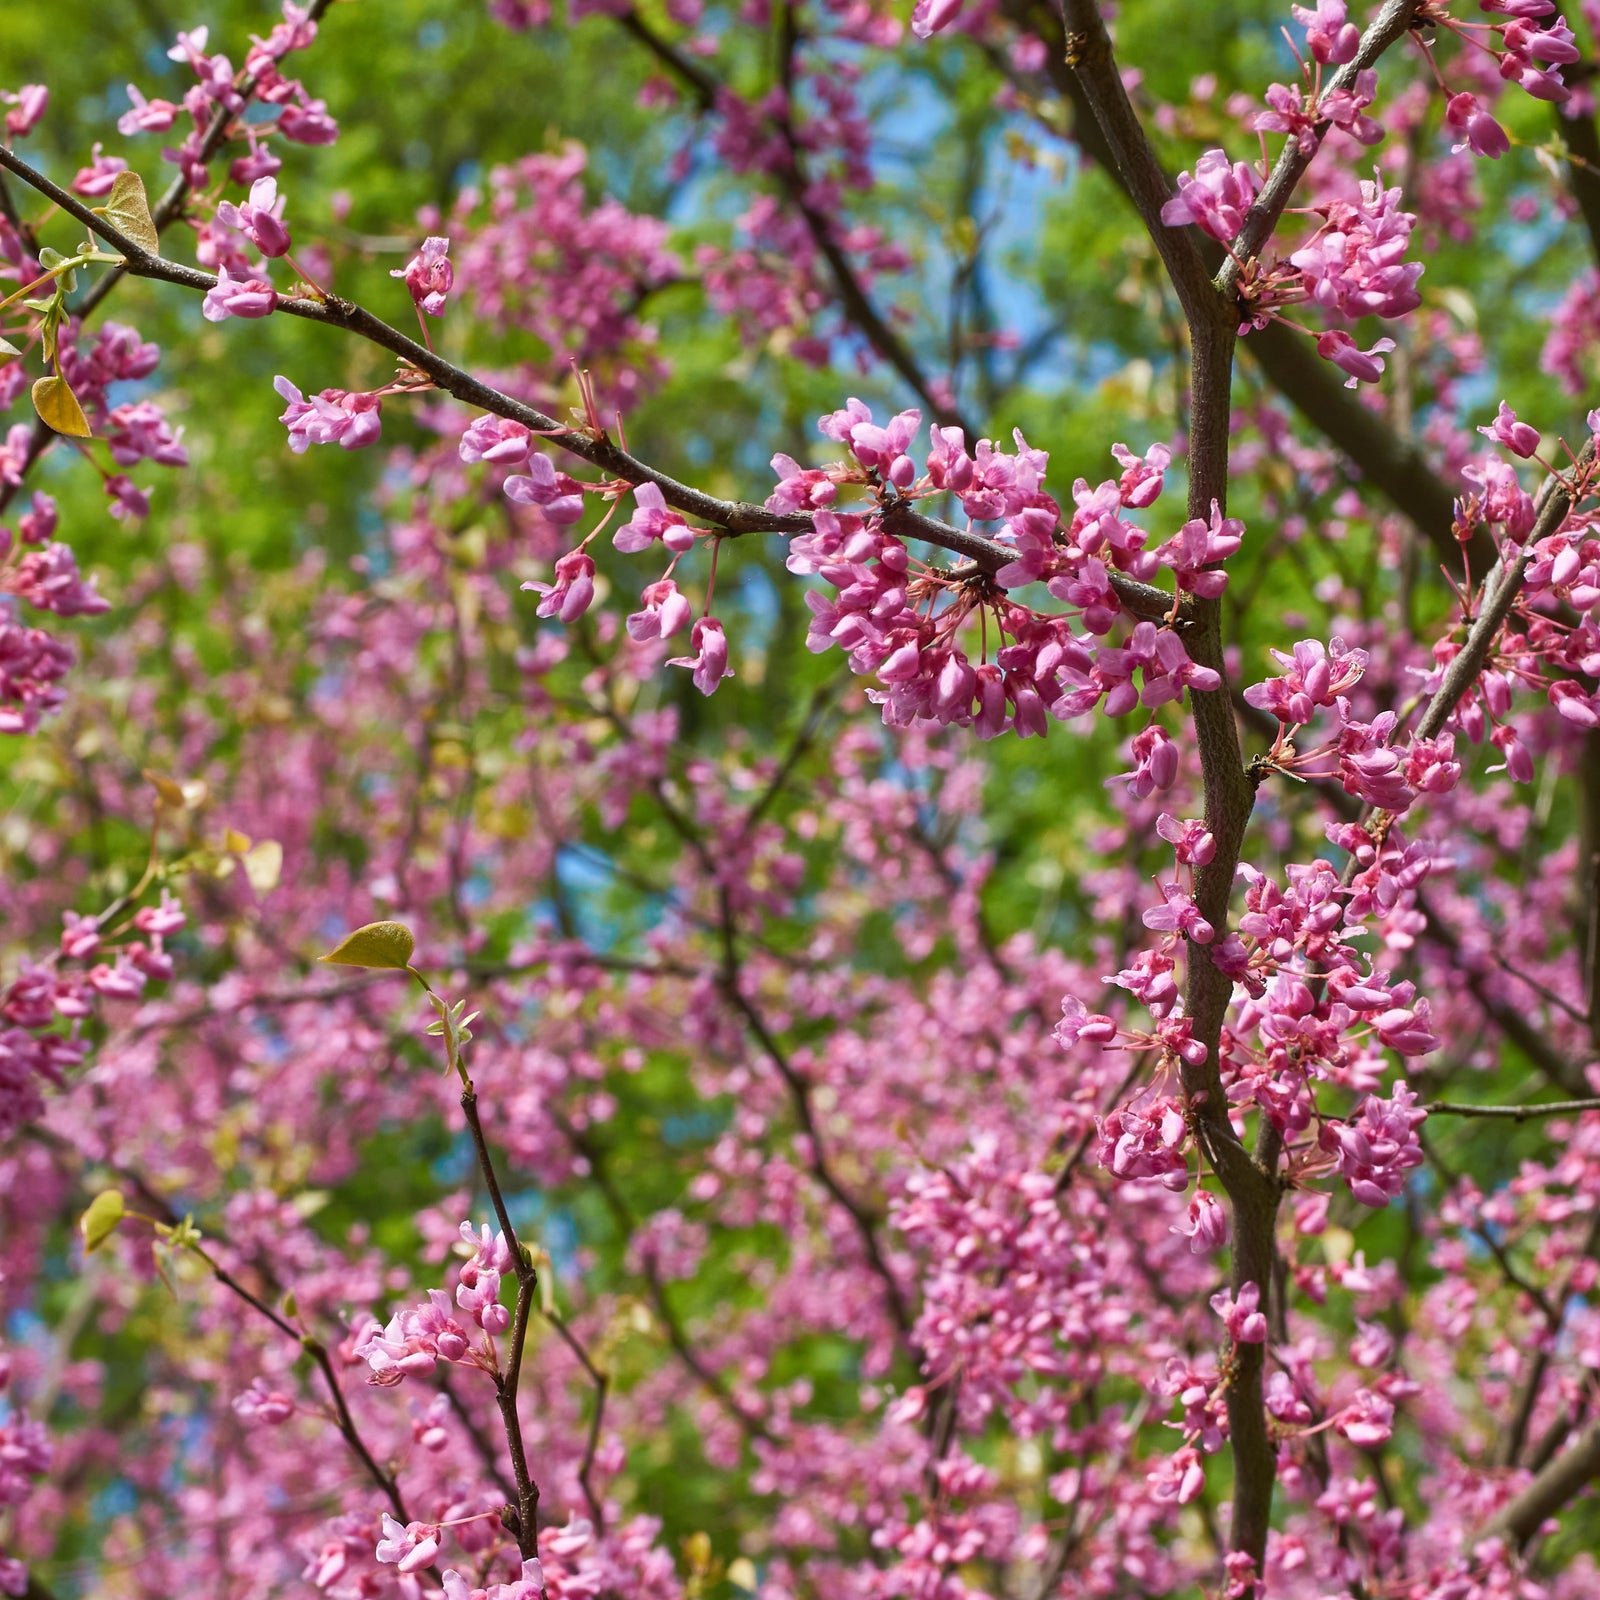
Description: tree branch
xmin=1483 ymin=1415 xmax=1600 ymax=1547
xmin=459 ymin=1087 xmax=542 ymax=1554
xmin=1002 ymin=0 xmax=1493 ymax=577
xmin=1217 ymin=1 xmax=1420 ymax=293
xmin=1427 ymin=1098 xmax=1600 ymax=1120
xmin=0 ymin=0 xmax=339 ymax=516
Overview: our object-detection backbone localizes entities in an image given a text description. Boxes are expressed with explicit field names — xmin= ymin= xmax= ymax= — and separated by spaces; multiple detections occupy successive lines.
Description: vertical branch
xmin=1057 ymin=4 xmax=1285 ymax=1582
xmin=459 ymin=1088 xmax=543 ymax=1554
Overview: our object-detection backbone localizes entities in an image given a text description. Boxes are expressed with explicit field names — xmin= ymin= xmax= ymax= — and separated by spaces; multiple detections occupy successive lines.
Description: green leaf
xmin=318 ymin=920 xmax=416 ymax=970
xmin=103 ymin=171 xmax=159 ymax=255
xmin=143 ymin=770 xmax=182 ymax=806
xmin=80 ymin=1190 xmax=125 ymax=1253
xmin=32 ymin=374 xmax=91 ymax=438
xmin=37 ymin=247 xmax=77 ymax=295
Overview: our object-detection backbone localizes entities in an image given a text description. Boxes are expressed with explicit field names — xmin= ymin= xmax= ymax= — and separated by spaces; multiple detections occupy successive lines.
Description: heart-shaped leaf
xmin=104 ymin=170 xmax=159 ymax=255
xmin=318 ymin=920 xmax=416 ymax=970
xmin=32 ymin=375 xmax=91 ymax=438
xmin=80 ymin=1190 xmax=126 ymax=1253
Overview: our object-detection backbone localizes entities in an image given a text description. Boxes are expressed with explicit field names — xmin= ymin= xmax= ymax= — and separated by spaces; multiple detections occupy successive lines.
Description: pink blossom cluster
xmin=0 ymin=890 xmax=183 ymax=1139
xmin=0 ymin=1339 xmax=51 ymax=1599
xmin=121 ymin=7 xmax=335 ymax=192
xmin=1326 ymin=1082 xmax=1427 ymax=1207
xmin=354 ymin=1220 xmax=514 ymax=1384
xmin=763 ymin=405 xmax=1228 ymax=732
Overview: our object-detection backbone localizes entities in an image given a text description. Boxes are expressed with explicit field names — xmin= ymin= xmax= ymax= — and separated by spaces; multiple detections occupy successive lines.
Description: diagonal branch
xmin=0 ymin=142 xmax=1194 ymax=641
xmin=1217 ymin=0 xmax=1421 ymax=292
xmin=1483 ymin=1414 xmax=1600 ymax=1547
xmin=0 ymin=0 xmax=339 ymax=516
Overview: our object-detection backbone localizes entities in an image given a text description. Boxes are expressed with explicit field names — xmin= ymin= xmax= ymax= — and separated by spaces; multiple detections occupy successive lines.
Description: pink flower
xmin=1445 ymin=92 xmax=1509 ymax=160
xmin=1110 ymin=440 xmax=1170 ymax=508
xmin=504 ymin=454 xmax=586 ymax=524
xmin=522 ymin=551 xmax=596 ymax=624
xmin=1173 ymin=1189 xmax=1231 ymax=1254
xmin=1477 ymin=400 xmax=1540 ymax=458
xmin=668 ymin=616 xmax=733 ymax=696
xmin=1 ymin=86 xmax=48 ymax=139
xmin=1116 ymin=724 xmax=1180 ymax=797
xmin=910 ymin=0 xmax=964 ymax=39
xmin=216 ymin=176 xmax=291 ymax=258
xmin=1098 ymin=1095 xmax=1190 ymax=1188
xmin=7 ymin=544 xmax=108 ymax=618
xmin=231 ymin=1376 xmax=295 ymax=1426
xmin=273 ymin=377 xmax=383 ymax=451
xmin=1292 ymin=0 xmax=1359 ymax=65
xmin=393 ymin=236 xmax=453 ymax=316
xmin=1373 ymin=995 xmax=1437 ymax=1057
xmin=1329 ymin=1083 xmax=1426 ymax=1205
xmin=1210 ymin=1281 xmax=1268 ymax=1343
xmin=104 ymin=476 xmax=151 ymax=522
xmin=1315 ymin=330 xmax=1396 ymax=388
xmin=1292 ymin=179 xmax=1422 ymax=322
xmin=107 ymin=402 xmax=188 ymax=469
xmin=614 ymin=482 xmax=694 ymax=554
xmin=71 ymin=143 xmax=128 ymax=198
xmin=820 ymin=400 xmax=921 ymax=488
xmin=1148 ymin=1445 xmax=1206 ymax=1505
xmin=1142 ymin=882 xmax=1215 ymax=944
xmin=1053 ymin=994 xmax=1118 ymax=1048
xmin=1157 ymin=500 xmax=1244 ymax=597
xmin=375 ymin=1514 xmax=442 ymax=1574
xmin=18 ymin=494 xmax=57 ymax=545
xmin=133 ymin=889 xmax=186 ymax=937
xmin=59 ymin=913 xmax=101 ymax=961
xmin=203 ymin=266 xmax=279 ymax=323
xmin=626 ymin=579 xmax=692 ymax=642
xmin=459 ymin=415 xmax=532 ymax=467
xmin=1160 ymin=150 xmax=1257 ymax=243
xmin=1156 ymin=813 xmax=1215 ymax=865
xmin=765 ymin=453 xmax=838 ymax=514
xmin=118 ymin=83 xmax=180 ymax=136
xmin=1335 ymin=1388 xmax=1395 ymax=1447
xmin=1489 ymin=724 xmax=1535 ymax=784
xmin=279 ymin=97 xmax=339 ymax=144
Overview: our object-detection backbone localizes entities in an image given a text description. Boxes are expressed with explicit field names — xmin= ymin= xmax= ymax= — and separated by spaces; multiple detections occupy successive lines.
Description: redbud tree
xmin=3 ymin=0 xmax=1600 ymax=1595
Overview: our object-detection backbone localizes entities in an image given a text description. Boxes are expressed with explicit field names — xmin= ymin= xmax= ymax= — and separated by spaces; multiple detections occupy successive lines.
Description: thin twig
xmin=1426 ymin=1098 xmax=1600 ymax=1120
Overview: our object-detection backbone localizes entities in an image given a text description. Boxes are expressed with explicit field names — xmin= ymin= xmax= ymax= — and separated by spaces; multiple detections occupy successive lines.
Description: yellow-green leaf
xmin=104 ymin=170 xmax=159 ymax=255
xmin=80 ymin=1189 xmax=125 ymax=1253
xmin=318 ymin=920 xmax=415 ymax=970
xmin=143 ymin=769 xmax=187 ymax=807
xmin=32 ymin=374 xmax=90 ymax=438
xmin=242 ymin=839 xmax=283 ymax=894
xmin=0 ymin=335 xmax=20 ymax=364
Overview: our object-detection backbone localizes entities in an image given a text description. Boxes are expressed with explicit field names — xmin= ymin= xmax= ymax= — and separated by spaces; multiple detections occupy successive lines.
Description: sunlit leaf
xmin=103 ymin=170 xmax=159 ymax=255
xmin=143 ymin=769 xmax=188 ymax=807
xmin=318 ymin=920 xmax=415 ymax=970
xmin=80 ymin=1190 xmax=125 ymax=1253
xmin=32 ymin=375 xmax=90 ymax=438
